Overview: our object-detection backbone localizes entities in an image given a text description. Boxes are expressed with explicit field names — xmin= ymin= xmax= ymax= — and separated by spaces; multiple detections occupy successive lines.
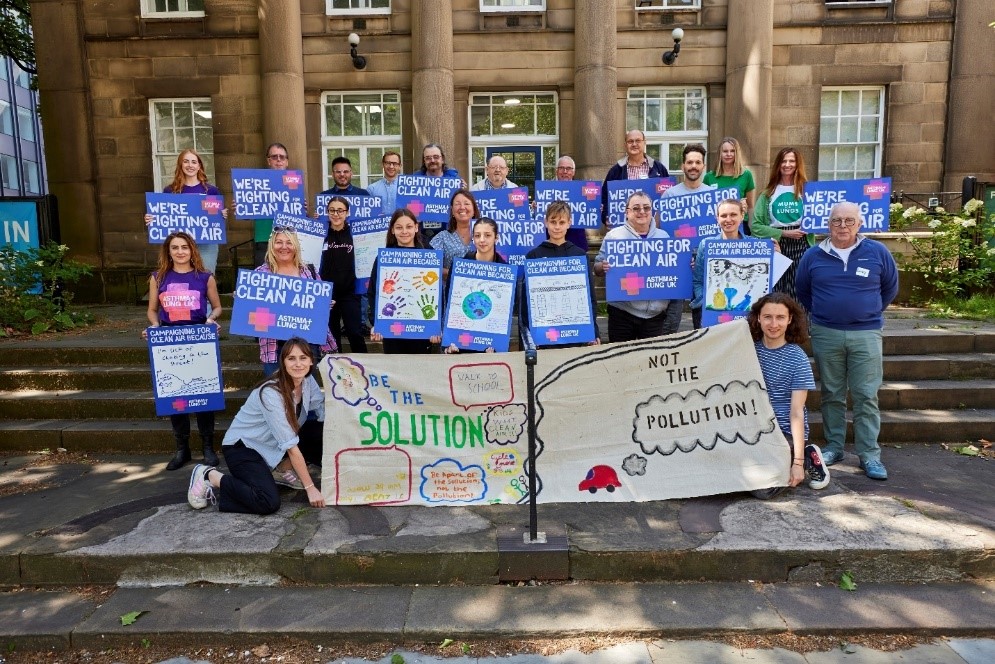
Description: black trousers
xmin=607 ymin=305 xmax=668 ymax=343
xmin=330 ymin=293 xmax=367 ymax=352
xmin=170 ymin=411 xmax=215 ymax=442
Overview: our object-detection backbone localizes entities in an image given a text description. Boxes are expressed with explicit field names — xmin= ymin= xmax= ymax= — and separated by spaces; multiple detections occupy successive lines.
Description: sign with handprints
xmin=146 ymin=324 xmax=224 ymax=416
xmin=373 ymin=248 xmax=444 ymax=339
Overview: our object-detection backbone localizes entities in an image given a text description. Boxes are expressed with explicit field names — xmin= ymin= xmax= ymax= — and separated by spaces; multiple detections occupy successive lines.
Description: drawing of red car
xmin=578 ymin=465 xmax=622 ymax=494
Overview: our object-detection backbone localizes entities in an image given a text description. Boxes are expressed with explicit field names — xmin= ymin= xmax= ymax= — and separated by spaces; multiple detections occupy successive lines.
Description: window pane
xmin=195 ymin=128 xmax=213 ymax=152
xmin=839 ymin=117 xmax=859 ymax=143
xmin=325 ymin=104 xmax=342 ymax=137
xmin=819 ymin=147 xmax=836 ymax=176
xmin=856 ymin=145 xmax=876 ymax=171
xmin=860 ymin=89 xmax=880 ymax=115
xmin=384 ymin=102 xmax=401 ymax=135
xmin=175 ymin=127 xmax=194 ymax=150
xmin=645 ymin=100 xmax=662 ymax=132
xmin=665 ymin=99 xmax=684 ymax=131
xmin=156 ymin=128 xmax=175 ymax=153
xmin=840 ymin=90 xmax=860 ymax=115
xmin=858 ymin=117 xmax=878 ymax=143
xmin=625 ymin=102 xmax=641 ymax=132
xmin=686 ymin=98 xmax=704 ymax=131
xmin=837 ymin=147 xmax=855 ymax=173
xmin=470 ymin=105 xmax=490 ymax=136
xmin=821 ymin=91 xmax=838 ymax=114
xmin=536 ymin=104 xmax=556 ymax=135
xmin=819 ymin=117 xmax=838 ymax=143
xmin=154 ymin=103 xmax=174 ymax=128
xmin=668 ymin=144 xmax=683 ymax=171
xmin=343 ymin=103 xmax=365 ymax=136
xmin=175 ymin=104 xmax=192 ymax=129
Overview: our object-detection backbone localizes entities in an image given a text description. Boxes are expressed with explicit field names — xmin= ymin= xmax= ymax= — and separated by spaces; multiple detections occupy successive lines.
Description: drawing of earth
xmin=462 ymin=291 xmax=493 ymax=320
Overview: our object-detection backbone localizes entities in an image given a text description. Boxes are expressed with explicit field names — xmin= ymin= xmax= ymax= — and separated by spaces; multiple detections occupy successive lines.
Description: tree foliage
xmin=0 ymin=0 xmax=33 ymax=75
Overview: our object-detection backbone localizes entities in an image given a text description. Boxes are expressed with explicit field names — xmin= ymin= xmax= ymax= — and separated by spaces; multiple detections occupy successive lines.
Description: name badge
xmin=855 ymin=267 xmax=869 ymax=277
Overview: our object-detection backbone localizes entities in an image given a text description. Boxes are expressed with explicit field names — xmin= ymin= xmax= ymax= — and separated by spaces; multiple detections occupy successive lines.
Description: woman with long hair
xmin=319 ymin=196 xmax=368 ymax=353
xmin=144 ymin=231 xmax=222 ymax=471
xmin=750 ymin=147 xmax=814 ymax=298
xmin=431 ymin=188 xmax=479 ymax=279
xmin=186 ymin=339 xmax=326 ymax=514
xmin=703 ymin=137 xmax=756 ymax=232
xmin=144 ymin=149 xmax=228 ymax=273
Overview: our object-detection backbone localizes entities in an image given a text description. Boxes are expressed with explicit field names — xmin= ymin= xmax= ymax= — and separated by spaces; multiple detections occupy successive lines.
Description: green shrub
xmin=0 ymin=242 xmax=93 ymax=335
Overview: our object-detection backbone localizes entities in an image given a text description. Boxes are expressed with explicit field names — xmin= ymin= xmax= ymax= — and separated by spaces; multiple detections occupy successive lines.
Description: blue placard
xmin=145 ymin=193 xmax=226 ymax=245
xmin=230 ymin=268 xmax=333 ymax=344
xmin=442 ymin=259 xmax=519 ymax=352
xmin=534 ymin=180 xmax=603 ymax=228
xmin=701 ymin=239 xmax=775 ymax=328
xmin=373 ymin=248 xmax=444 ymax=339
xmin=524 ymin=257 xmax=596 ymax=346
xmin=314 ymin=194 xmax=382 ymax=219
xmin=659 ymin=187 xmax=741 ymax=250
xmin=231 ymin=168 xmax=306 ymax=219
xmin=147 ymin=324 xmax=225 ymax=417
xmin=604 ymin=177 xmax=677 ymax=227
xmin=396 ymin=174 xmax=463 ymax=230
xmin=801 ymin=178 xmax=892 ymax=232
xmin=351 ymin=215 xmax=392 ymax=295
xmin=602 ymin=237 xmax=693 ymax=301
xmin=272 ymin=212 xmax=328 ymax=270
xmin=474 ymin=187 xmax=542 ymax=266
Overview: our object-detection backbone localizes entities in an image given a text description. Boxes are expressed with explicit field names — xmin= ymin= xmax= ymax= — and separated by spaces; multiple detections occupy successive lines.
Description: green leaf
xmin=439 ymin=638 xmax=454 ymax=649
xmin=461 ymin=642 xmax=471 ymax=654
xmin=390 ymin=654 xmax=405 ymax=664
xmin=839 ymin=571 xmax=857 ymax=592
xmin=119 ymin=610 xmax=145 ymax=626
xmin=22 ymin=308 xmax=41 ymax=321
xmin=30 ymin=321 xmax=50 ymax=335
xmin=955 ymin=445 xmax=980 ymax=456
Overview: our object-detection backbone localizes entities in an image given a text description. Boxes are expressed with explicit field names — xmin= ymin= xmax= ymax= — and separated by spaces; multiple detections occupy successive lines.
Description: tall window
xmin=626 ymin=87 xmax=707 ymax=175
xmin=0 ymin=101 xmax=12 ymax=136
xmin=468 ymin=92 xmax=558 ymax=184
xmin=16 ymin=107 xmax=35 ymax=142
xmin=326 ymin=0 xmax=390 ymax=14
xmin=1 ymin=154 xmax=19 ymax=190
xmin=321 ymin=91 xmax=401 ymax=188
xmin=22 ymin=160 xmax=40 ymax=194
xmin=149 ymin=99 xmax=215 ymax=190
xmin=635 ymin=0 xmax=702 ymax=9
xmin=480 ymin=0 xmax=545 ymax=11
xmin=819 ymin=86 xmax=884 ymax=180
xmin=141 ymin=0 xmax=205 ymax=17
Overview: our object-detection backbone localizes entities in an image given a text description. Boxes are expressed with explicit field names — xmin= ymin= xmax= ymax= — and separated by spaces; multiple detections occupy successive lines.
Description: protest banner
xmin=145 ymin=193 xmax=225 ymax=245
xmin=658 ymin=187 xmax=741 ymax=249
xmin=534 ymin=180 xmax=603 ymax=228
xmin=272 ymin=212 xmax=328 ymax=269
xmin=701 ymin=239 xmax=775 ymax=328
xmin=801 ymin=177 xmax=892 ymax=232
xmin=318 ymin=319 xmax=788 ymax=505
xmin=604 ymin=177 xmax=676 ymax=228
xmin=474 ymin=187 xmax=542 ymax=264
xmin=314 ymin=194 xmax=382 ymax=219
xmin=396 ymin=175 xmax=463 ymax=230
xmin=230 ymin=268 xmax=333 ymax=344
xmin=372 ymin=248 xmax=444 ymax=339
xmin=602 ymin=237 xmax=693 ymax=301
xmin=351 ymin=215 xmax=392 ymax=295
xmin=147 ymin=324 xmax=224 ymax=417
xmin=231 ymin=169 xmax=306 ymax=219
xmin=442 ymin=258 xmax=519 ymax=352
xmin=524 ymin=256 xmax=596 ymax=345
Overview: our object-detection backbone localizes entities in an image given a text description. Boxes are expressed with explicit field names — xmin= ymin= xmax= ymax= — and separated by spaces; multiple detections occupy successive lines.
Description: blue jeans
xmin=810 ymin=324 xmax=883 ymax=463
xmin=200 ymin=244 xmax=219 ymax=274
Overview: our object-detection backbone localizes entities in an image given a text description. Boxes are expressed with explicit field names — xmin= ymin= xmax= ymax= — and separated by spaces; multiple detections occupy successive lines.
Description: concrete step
xmin=0 ymin=390 xmax=251 ymax=421
xmin=879 ymin=353 xmax=995 ymax=380
xmin=0 ymin=365 xmax=267 ymax=391
xmin=808 ymin=408 xmax=995 ymax=443
xmin=807 ymin=379 xmax=995 ymax=411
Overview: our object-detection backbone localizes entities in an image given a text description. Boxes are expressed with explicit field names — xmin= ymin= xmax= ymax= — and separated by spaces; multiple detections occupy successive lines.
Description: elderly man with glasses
xmin=600 ymin=129 xmax=670 ymax=226
xmin=471 ymin=154 xmax=518 ymax=191
xmin=795 ymin=201 xmax=898 ymax=481
xmin=254 ymin=143 xmax=291 ymax=266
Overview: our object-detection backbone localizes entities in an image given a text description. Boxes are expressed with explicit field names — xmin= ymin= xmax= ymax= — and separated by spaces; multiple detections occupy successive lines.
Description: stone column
xmin=258 ymin=0 xmax=307 ymax=174
xmin=411 ymin=2 xmax=455 ymax=170
xmin=943 ymin=3 xmax=995 ymax=191
xmin=724 ymin=0 xmax=773 ymax=180
xmin=573 ymin=0 xmax=617 ymax=181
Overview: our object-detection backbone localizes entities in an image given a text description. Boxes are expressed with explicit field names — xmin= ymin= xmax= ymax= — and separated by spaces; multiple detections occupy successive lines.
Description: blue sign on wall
xmin=0 ymin=200 xmax=40 ymax=253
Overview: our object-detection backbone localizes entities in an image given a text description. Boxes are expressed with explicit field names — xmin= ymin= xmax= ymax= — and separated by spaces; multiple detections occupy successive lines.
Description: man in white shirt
xmin=471 ymin=155 xmax=518 ymax=191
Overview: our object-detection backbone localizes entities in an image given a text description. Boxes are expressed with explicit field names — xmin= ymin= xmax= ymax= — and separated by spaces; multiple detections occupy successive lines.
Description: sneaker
xmin=187 ymin=464 xmax=215 ymax=509
xmin=859 ymin=458 xmax=888 ymax=481
xmin=273 ymin=467 xmax=305 ymax=490
xmin=820 ymin=447 xmax=845 ymax=466
xmin=750 ymin=486 xmax=788 ymax=500
xmin=804 ymin=444 xmax=830 ymax=490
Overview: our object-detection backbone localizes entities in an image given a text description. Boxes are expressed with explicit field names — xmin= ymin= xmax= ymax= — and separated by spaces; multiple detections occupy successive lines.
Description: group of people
xmin=142 ymin=131 xmax=897 ymax=516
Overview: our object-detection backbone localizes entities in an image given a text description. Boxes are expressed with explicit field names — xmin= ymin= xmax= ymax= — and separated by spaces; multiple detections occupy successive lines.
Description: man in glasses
xmin=796 ymin=201 xmax=898 ymax=481
xmin=319 ymin=156 xmax=369 ymax=197
xmin=471 ymin=154 xmax=518 ymax=191
xmin=594 ymin=191 xmax=673 ymax=343
xmin=366 ymin=151 xmax=401 ymax=216
xmin=600 ymin=129 xmax=670 ymax=225
xmin=417 ymin=143 xmax=460 ymax=178
xmin=553 ymin=154 xmax=589 ymax=252
xmin=255 ymin=143 xmax=290 ymax=266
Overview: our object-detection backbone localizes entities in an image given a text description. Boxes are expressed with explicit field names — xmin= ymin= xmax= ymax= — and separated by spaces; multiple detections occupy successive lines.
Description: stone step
xmin=807 ymin=408 xmax=995 ymax=444
xmin=0 ymin=390 xmax=252 ymax=421
xmin=807 ymin=379 xmax=995 ymax=411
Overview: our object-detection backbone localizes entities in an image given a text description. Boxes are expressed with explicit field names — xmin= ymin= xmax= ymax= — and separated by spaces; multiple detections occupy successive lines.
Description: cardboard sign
xmin=231 ymin=168 xmax=306 ymax=219
xmin=315 ymin=194 xmax=382 ymax=220
xmin=230 ymin=268 xmax=333 ymax=344
xmin=473 ymin=187 xmax=542 ymax=265
xmin=396 ymin=175 xmax=463 ymax=230
xmin=373 ymin=248 xmax=444 ymax=339
xmin=658 ymin=187 xmax=741 ymax=249
xmin=801 ymin=178 xmax=892 ymax=232
xmin=524 ymin=256 xmax=596 ymax=345
xmin=701 ymin=239 xmax=775 ymax=328
xmin=602 ymin=237 xmax=693 ymax=301
xmin=604 ymin=177 xmax=676 ymax=227
xmin=534 ymin=180 xmax=603 ymax=228
xmin=147 ymin=324 xmax=224 ymax=417
xmin=442 ymin=258 xmax=519 ymax=352
xmin=272 ymin=212 xmax=328 ymax=270
xmin=145 ymin=193 xmax=225 ymax=244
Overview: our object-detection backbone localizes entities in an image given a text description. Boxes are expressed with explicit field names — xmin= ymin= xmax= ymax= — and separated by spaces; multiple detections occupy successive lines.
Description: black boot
xmin=166 ymin=437 xmax=191 ymax=471
xmin=202 ymin=435 xmax=220 ymax=467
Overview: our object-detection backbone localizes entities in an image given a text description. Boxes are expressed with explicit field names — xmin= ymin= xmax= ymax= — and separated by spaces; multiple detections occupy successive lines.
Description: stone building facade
xmin=31 ymin=0 xmax=995 ymax=300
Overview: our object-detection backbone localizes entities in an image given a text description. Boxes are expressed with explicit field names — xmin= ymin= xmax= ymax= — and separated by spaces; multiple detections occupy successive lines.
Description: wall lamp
xmin=348 ymin=33 xmax=367 ymax=70
xmin=661 ymin=28 xmax=684 ymax=66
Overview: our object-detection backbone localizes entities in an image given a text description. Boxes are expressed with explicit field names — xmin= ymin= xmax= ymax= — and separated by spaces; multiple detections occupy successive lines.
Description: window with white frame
xmin=149 ymin=99 xmax=215 ymax=190
xmin=321 ymin=91 xmax=402 ymax=189
xmin=635 ymin=0 xmax=701 ymax=10
xmin=480 ymin=0 xmax=545 ymax=12
xmin=1 ymin=154 xmax=19 ymax=190
xmin=626 ymin=87 xmax=707 ymax=176
xmin=818 ymin=86 xmax=884 ymax=180
xmin=141 ymin=0 xmax=205 ymax=19
xmin=326 ymin=0 xmax=390 ymax=14
xmin=16 ymin=107 xmax=35 ymax=142
xmin=468 ymin=92 xmax=558 ymax=185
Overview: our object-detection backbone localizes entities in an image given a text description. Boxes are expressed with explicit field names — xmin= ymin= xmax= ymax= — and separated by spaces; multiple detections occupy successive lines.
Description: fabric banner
xmin=314 ymin=194 xmax=382 ymax=220
xmin=524 ymin=257 xmax=596 ymax=345
xmin=145 ymin=193 xmax=225 ymax=245
xmin=659 ymin=187 xmax=741 ymax=249
xmin=351 ymin=215 xmax=392 ymax=295
xmin=318 ymin=320 xmax=788 ymax=506
xmin=534 ymin=180 xmax=603 ymax=228
xmin=230 ymin=269 xmax=333 ymax=344
xmin=701 ymin=239 xmax=775 ymax=328
xmin=147 ymin=324 xmax=224 ymax=417
xmin=474 ymin=187 xmax=543 ymax=265
xmin=801 ymin=178 xmax=892 ymax=232
xmin=272 ymin=212 xmax=328 ymax=270
xmin=396 ymin=175 xmax=463 ymax=229
xmin=604 ymin=178 xmax=676 ymax=227
xmin=602 ymin=237 xmax=693 ymax=301
xmin=442 ymin=258 xmax=519 ymax=352
xmin=372 ymin=248 xmax=444 ymax=339
xmin=231 ymin=169 xmax=306 ymax=219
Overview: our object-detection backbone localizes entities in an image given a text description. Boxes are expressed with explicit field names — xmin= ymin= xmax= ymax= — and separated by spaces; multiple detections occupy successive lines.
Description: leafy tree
xmin=0 ymin=0 xmax=33 ymax=75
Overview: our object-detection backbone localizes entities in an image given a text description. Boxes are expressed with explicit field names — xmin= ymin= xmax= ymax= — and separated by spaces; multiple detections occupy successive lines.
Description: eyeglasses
xmin=829 ymin=217 xmax=859 ymax=227
xmin=270 ymin=226 xmax=297 ymax=236
xmin=267 ymin=154 xmax=288 ymax=161
xmin=328 ymin=207 xmax=348 ymax=215
xmin=627 ymin=205 xmax=653 ymax=213
xmin=556 ymin=166 xmax=575 ymax=171
xmin=383 ymin=161 xmax=401 ymax=167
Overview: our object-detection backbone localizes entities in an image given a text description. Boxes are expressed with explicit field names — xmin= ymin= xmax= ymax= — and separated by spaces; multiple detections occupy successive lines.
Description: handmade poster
xmin=230 ymin=268 xmax=333 ymax=344
xmin=701 ymin=239 xmax=775 ymax=328
xmin=442 ymin=259 xmax=519 ymax=352
xmin=272 ymin=212 xmax=328 ymax=269
xmin=602 ymin=237 xmax=693 ymax=301
xmin=145 ymin=193 xmax=225 ymax=244
xmin=147 ymin=324 xmax=224 ymax=417
xmin=351 ymin=215 xmax=392 ymax=295
xmin=396 ymin=175 xmax=463 ymax=230
xmin=534 ymin=180 xmax=603 ymax=228
xmin=373 ymin=248 xmax=444 ymax=339
xmin=318 ymin=319 xmax=788 ymax=506
xmin=231 ymin=168 xmax=306 ymax=219
xmin=314 ymin=194 xmax=382 ymax=220
xmin=659 ymin=187 xmax=741 ymax=249
xmin=604 ymin=177 xmax=676 ymax=228
xmin=474 ymin=187 xmax=543 ymax=265
xmin=524 ymin=257 xmax=596 ymax=345
xmin=801 ymin=178 xmax=891 ymax=232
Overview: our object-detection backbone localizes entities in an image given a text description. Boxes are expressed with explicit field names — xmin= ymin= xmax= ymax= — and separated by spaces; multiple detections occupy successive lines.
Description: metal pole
xmin=521 ymin=325 xmax=539 ymax=542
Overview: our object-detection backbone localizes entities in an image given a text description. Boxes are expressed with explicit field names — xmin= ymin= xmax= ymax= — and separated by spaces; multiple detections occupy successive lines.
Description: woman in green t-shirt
xmin=703 ymin=137 xmax=756 ymax=231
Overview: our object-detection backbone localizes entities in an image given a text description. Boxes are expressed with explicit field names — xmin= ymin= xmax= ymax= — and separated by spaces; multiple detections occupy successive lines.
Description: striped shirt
xmin=754 ymin=341 xmax=815 ymax=438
